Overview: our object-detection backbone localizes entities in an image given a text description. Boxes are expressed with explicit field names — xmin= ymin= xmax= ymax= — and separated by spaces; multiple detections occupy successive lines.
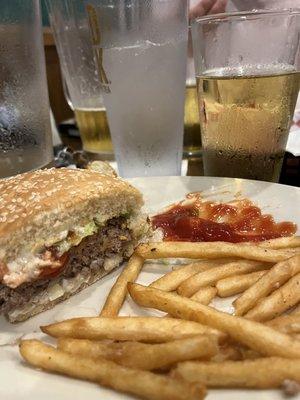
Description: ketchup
xmin=152 ymin=195 xmax=296 ymax=243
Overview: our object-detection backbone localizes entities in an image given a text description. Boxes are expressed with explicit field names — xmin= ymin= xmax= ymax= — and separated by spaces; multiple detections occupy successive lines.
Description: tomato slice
xmin=38 ymin=252 xmax=69 ymax=280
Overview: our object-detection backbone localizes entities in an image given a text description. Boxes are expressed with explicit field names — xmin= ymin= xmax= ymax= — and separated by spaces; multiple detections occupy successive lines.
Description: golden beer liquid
xmin=197 ymin=71 xmax=300 ymax=182
xmin=183 ymin=84 xmax=202 ymax=156
xmin=74 ymin=108 xmax=113 ymax=154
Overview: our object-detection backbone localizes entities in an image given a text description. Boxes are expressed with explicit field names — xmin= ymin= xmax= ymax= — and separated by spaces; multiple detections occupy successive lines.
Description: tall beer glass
xmin=192 ymin=10 xmax=300 ymax=182
xmin=0 ymin=0 xmax=52 ymax=178
xmin=87 ymin=0 xmax=188 ymax=178
xmin=47 ymin=0 xmax=113 ymax=159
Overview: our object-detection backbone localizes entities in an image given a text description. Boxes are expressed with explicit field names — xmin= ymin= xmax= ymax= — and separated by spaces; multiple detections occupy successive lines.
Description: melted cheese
xmin=3 ymin=221 xmax=99 ymax=288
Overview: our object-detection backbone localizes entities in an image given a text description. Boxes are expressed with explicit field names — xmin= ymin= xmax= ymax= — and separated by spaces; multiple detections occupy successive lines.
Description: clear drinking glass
xmin=192 ymin=10 xmax=300 ymax=182
xmin=86 ymin=0 xmax=188 ymax=178
xmin=0 ymin=0 xmax=53 ymax=178
xmin=46 ymin=0 xmax=113 ymax=159
xmin=184 ymin=27 xmax=202 ymax=158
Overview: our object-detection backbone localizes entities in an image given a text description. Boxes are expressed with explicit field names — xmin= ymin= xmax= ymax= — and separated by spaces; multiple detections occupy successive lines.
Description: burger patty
xmin=0 ymin=217 xmax=132 ymax=315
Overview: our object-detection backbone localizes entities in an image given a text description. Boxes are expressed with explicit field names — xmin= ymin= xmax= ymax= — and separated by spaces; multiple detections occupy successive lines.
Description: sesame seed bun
xmin=0 ymin=168 xmax=147 ymax=322
xmin=0 ymin=168 xmax=143 ymax=262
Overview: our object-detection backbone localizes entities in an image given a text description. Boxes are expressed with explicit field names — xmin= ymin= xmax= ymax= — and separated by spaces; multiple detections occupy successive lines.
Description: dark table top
xmin=58 ymin=128 xmax=300 ymax=188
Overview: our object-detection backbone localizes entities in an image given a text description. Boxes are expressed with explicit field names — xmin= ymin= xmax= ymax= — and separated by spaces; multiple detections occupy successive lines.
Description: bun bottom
xmin=7 ymin=265 xmax=117 ymax=323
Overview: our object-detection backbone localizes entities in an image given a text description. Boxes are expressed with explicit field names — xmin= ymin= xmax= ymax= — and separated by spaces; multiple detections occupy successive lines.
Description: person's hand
xmin=190 ymin=0 xmax=227 ymax=19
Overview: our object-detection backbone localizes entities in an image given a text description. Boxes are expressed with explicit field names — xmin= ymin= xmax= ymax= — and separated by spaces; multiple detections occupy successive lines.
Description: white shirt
xmin=229 ymin=0 xmax=299 ymax=11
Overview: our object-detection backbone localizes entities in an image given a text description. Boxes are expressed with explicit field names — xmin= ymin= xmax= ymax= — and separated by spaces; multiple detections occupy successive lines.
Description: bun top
xmin=0 ymin=168 xmax=143 ymax=261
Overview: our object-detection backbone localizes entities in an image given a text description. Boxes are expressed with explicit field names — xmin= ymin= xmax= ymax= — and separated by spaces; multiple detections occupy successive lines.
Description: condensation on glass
xmin=0 ymin=0 xmax=53 ymax=178
xmin=192 ymin=10 xmax=300 ymax=182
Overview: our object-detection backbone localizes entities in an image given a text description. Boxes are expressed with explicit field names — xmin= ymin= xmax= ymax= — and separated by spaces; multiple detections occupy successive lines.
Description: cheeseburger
xmin=0 ymin=168 xmax=148 ymax=322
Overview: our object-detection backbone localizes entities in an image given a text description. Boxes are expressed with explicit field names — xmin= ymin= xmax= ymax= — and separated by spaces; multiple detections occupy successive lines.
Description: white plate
xmin=0 ymin=176 xmax=299 ymax=400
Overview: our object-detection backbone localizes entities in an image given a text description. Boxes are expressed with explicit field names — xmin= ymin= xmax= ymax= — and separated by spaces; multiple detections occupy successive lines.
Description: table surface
xmin=58 ymin=128 xmax=300 ymax=188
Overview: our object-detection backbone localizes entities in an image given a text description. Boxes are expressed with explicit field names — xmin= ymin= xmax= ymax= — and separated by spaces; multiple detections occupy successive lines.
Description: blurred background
xmin=39 ymin=0 xmax=299 ymax=184
xmin=40 ymin=0 xmax=300 ymax=125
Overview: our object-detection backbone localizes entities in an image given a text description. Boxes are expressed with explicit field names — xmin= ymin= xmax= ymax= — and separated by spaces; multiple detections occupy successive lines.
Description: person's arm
xmin=190 ymin=0 xmax=227 ymax=19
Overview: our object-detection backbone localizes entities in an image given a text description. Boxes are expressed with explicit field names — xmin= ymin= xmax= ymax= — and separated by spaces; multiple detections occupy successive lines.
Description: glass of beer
xmin=46 ymin=0 xmax=113 ymax=159
xmin=192 ymin=10 xmax=300 ymax=182
xmin=184 ymin=24 xmax=202 ymax=158
xmin=183 ymin=77 xmax=202 ymax=157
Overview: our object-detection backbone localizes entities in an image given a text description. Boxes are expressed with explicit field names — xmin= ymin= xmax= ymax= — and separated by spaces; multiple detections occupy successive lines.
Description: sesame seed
xmin=0 ymin=168 xmax=138 ymax=238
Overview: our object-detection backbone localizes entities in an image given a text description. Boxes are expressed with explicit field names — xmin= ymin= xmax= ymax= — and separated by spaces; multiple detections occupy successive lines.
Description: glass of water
xmin=0 ymin=0 xmax=53 ymax=178
xmin=87 ymin=0 xmax=188 ymax=178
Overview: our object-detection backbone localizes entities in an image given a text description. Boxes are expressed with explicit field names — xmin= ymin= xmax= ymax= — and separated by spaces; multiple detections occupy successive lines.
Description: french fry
xmin=212 ymin=343 xmax=260 ymax=362
xmin=266 ymin=314 xmax=300 ymax=334
xmin=128 ymin=283 xmax=300 ymax=359
xmin=237 ymin=347 xmax=261 ymax=360
xmin=210 ymin=344 xmax=244 ymax=362
xmin=57 ymin=335 xmax=218 ymax=371
xmin=149 ymin=260 xmax=225 ymax=292
xmin=100 ymin=253 xmax=144 ymax=317
xmin=172 ymin=358 xmax=300 ymax=388
xmin=191 ymin=286 xmax=217 ymax=305
xmin=177 ymin=260 xmax=268 ymax=297
xmin=20 ymin=340 xmax=205 ymax=400
xmin=216 ymin=270 xmax=268 ymax=297
xmin=136 ymin=242 xmax=296 ymax=262
xmin=41 ymin=316 xmax=225 ymax=343
xmin=165 ymin=287 xmax=217 ymax=318
xmin=291 ymin=304 xmax=300 ymax=315
xmin=258 ymin=236 xmax=300 ymax=249
xmin=245 ymin=272 xmax=300 ymax=321
xmin=234 ymin=254 xmax=300 ymax=316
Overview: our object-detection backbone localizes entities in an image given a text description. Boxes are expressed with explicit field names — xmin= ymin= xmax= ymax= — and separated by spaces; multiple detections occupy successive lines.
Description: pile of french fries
xmin=20 ymin=236 xmax=300 ymax=399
